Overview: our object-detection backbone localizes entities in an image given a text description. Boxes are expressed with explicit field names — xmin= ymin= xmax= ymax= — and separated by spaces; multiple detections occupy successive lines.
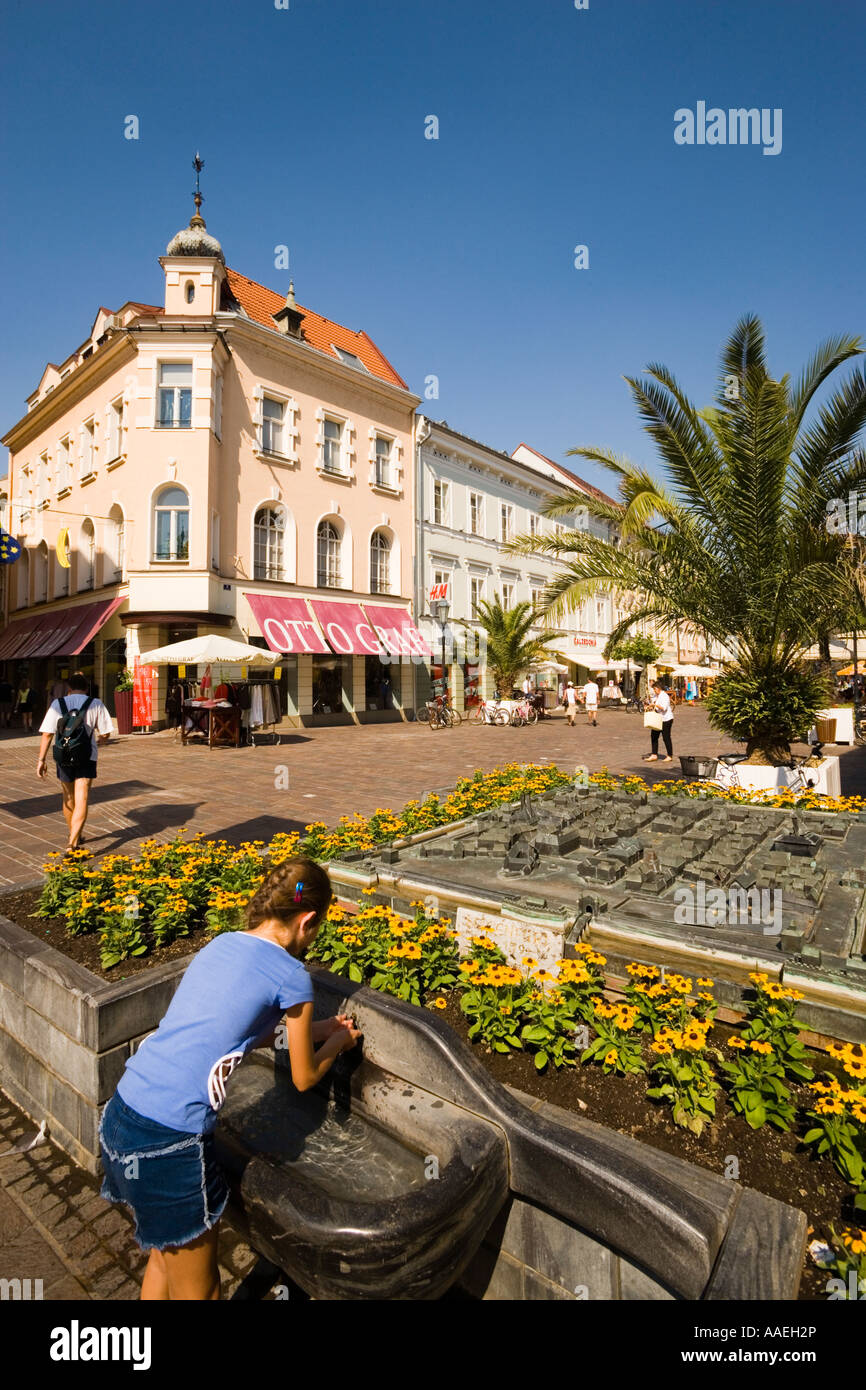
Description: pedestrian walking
xmin=15 ymin=678 xmax=35 ymax=731
xmin=564 ymin=680 xmax=579 ymax=726
xmin=98 ymin=857 xmax=361 ymax=1300
xmin=0 ymin=675 xmax=12 ymax=728
xmin=644 ymin=680 xmax=674 ymax=762
xmin=582 ymin=678 xmax=600 ymax=726
xmin=36 ymin=671 xmax=114 ymax=850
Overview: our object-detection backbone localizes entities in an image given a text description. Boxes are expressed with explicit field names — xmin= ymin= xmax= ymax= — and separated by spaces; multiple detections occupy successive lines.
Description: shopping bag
xmin=643 ymin=711 xmax=664 ymax=730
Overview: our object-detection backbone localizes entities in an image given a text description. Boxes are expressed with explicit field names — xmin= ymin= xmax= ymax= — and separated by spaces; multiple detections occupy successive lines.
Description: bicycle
xmin=625 ymin=695 xmax=646 ymax=714
xmin=707 ymin=749 xmax=823 ymax=797
xmin=509 ymin=698 xmax=538 ymax=727
xmin=471 ymin=698 xmax=509 ymax=725
xmin=421 ymin=697 xmax=455 ymax=730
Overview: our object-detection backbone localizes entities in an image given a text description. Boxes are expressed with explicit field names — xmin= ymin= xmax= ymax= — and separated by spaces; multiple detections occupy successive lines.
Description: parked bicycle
xmin=708 ymin=749 xmax=823 ymax=796
xmin=470 ymin=697 xmax=509 ymax=725
xmin=507 ymin=698 xmax=539 ymax=727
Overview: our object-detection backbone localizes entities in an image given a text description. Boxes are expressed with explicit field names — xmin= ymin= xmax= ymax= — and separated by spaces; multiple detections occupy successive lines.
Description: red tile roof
xmin=512 ymin=442 xmax=619 ymax=508
xmin=224 ymin=267 xmax=408 ymax=390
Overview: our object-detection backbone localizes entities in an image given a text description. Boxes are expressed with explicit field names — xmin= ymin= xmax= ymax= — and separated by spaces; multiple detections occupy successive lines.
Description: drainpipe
xmin=414 ymin=414 xmax=433 ymax=710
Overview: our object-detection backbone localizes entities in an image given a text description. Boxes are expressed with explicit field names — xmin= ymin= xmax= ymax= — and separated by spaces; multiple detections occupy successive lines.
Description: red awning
xmin=308 ymin=600 xmax=383 ymax=656
xmin=0 ymin=597 xmax=123 ymax=661
xmin=363 ymin=604 xmax=432 ymax=660
xmin=244 ymin=593 xmax=330 ymax=654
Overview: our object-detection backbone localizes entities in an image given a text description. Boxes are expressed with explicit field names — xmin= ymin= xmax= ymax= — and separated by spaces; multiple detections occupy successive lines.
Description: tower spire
xmin=191 ymin=152 xmax=205 ymax=226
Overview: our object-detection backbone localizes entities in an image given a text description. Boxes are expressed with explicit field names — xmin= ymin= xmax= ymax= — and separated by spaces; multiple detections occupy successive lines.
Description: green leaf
xmin=534 ymin=1051 xmax=549 ymax=1071
xmin=348 ymin=962 xmax=363 ymax=983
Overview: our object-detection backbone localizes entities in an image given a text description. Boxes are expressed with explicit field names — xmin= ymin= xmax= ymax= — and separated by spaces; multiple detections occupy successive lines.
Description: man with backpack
xmin=36 ymin=671 xmax=113 ymax=851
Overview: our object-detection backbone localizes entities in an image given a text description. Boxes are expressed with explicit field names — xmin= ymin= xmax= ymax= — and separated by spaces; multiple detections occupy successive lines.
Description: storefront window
xmin=365 ymin=656 xmax=401 ymax=711
xmin=312 ymin=654 xmax=351 ymax=717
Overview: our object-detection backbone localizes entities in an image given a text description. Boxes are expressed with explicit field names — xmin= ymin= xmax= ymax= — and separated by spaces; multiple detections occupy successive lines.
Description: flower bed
xmin=308 ymin=896 xmax=866 ymax=1298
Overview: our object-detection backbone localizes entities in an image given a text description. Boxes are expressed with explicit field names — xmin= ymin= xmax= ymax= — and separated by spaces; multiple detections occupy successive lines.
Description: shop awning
xmin=308 ymin=600 xmax=382 ymax=656
xmin=243 ymin=593 xmax=330 ymax=655
xmin=363 ymin=604 xmax=432 ymax=659
xmin=0 ymin=597 xmax=123 ymax=661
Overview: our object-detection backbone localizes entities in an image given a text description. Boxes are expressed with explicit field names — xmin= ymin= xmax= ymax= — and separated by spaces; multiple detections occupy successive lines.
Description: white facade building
xmin=415 ymin=420 xmax=625 ymax=704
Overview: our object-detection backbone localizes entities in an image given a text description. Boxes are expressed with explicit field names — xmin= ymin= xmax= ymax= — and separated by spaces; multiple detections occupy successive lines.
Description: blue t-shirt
xmin=117 ymin=932 xmax=314 ymax=1134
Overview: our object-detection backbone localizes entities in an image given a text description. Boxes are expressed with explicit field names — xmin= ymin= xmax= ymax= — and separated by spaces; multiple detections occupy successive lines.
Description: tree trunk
xmin=743 ymin=735 xmax=792 ymax=765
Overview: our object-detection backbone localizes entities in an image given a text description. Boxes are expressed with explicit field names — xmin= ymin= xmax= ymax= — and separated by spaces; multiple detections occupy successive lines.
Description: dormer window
xmin=332 ymin=346 xmax=367 ymax=372
xmin=185 ymin=281 xmax=195 ymax=304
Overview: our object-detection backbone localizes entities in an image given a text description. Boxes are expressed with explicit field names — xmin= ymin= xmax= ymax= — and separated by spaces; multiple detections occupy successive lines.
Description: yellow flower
xmin=728 ymin=1035 xmax=747 ymax=1050
xmin=650 ymin=1039 xmax=672 ymax=1055
xmin=697 ymin=977 xmax=714 ymax=988
xmin=815 ymin=1096 xmax=844 ymax=1116
xmin=431 ymin=998 xmax=447 ymax=1010
xmin=748 ymin=1040 xmax=773 ymax=1055
xmin=604 ymin=1049 xmax=618 ymax=1066
xmin=839 ymin=1228 xmax=866 ymax=1256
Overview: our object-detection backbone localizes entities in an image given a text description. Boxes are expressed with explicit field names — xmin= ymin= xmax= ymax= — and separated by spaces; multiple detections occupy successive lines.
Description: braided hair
xmin=246 ymin=856 xmax=332 ymax=931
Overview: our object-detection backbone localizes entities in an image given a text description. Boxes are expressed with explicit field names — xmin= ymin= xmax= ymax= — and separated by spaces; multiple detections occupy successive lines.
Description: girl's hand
xmin=334 ymin=1022 xmax=363 ymax=1053
xmin=315 ymin=1013 xmax=355 ymax=1041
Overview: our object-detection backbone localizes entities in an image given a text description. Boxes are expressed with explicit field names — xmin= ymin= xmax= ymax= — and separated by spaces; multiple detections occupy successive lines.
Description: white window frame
xmin=469 ymin=575 xmax=485 ymax=614
xmin=433 ymin=479 xmax=450 ymax=526
xmin=152 ymin=485 xmax=191 ymax=563
xmin=529 ymin=512 xmax=540 ymax=538
xmin=500 ymin=581 xmax=515 ymax=609
xmin=469 ymin=491 xmax=484 ymax=537
xmin=57 ymin=438 xmax=72 ymax=494
xmin=106 ymin=396 xmax=125 ymax=464
xmin=370 ymin=529 xmax=391 ymax=594
xmin=500 ymin=503 xmax=514 ymax=544
xmin=78 ymin=520 xmax=96 ymax=591
xmin=213 ymin=375 xmax=223 ymax=441
xmin=253 ymin=504 xmax=286 ymax=581
xmin=316 ymin=519 xmax=342 ymax=588
xmin=156 ymin=361 xmax=193 ymax=429
xmin=252 ymin=385 xmax=299 ymax=463
xmin=371 ymin=433 xmax=394 ymax=490
xmin=79 ymin=418 xmax=96 ymax=481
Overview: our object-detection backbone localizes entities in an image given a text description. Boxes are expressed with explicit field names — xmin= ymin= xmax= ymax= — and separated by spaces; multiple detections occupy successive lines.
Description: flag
xmin=0 ymin=529 xmax=21 ymax=564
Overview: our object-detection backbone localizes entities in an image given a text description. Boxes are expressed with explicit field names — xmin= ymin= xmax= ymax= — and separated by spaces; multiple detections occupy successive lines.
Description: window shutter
xmin=77 ymin=428 xmax=85 ymax=481
xmin=286 ymin=396 xmax=299 ymax=462
xmin=315 ymin=407 xmax=325 ymax=464
xmin=252 ymin=384 xmax=264 ymax=449
xmin=345 ymin=419 xmax=356 ymax=470
xmin=393 ymin=439 xmax=403 ymax=484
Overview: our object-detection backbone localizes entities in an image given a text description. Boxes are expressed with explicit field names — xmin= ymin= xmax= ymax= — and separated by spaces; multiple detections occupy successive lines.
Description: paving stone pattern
xmin=0 ymin=1090 xmax=261 ymax=1301
xmin=1 ymin=711 xmax=864 ymax=889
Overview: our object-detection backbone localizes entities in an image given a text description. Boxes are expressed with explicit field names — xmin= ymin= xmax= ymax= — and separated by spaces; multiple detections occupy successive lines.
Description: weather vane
xmin=192 ymin=152 xmax=204 ymax=216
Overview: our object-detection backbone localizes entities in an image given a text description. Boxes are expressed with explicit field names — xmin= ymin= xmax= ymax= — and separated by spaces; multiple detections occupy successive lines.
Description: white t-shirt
xmin=564 ymin=687 xmax=578 ymax=706
xmin=40 ymin=693 xmax=113 ymax=760
xmin=653 ymin=690 xmax=674 ymax=721
xmin=522 ymin=679 xmax=532 ymax=695
xmin=583 ymin=681 xmax=599 ymax=707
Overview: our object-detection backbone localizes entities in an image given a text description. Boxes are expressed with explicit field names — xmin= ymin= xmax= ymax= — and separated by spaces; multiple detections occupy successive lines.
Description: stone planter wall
xmin=0 ymin=913 xmax=192 ymax=1174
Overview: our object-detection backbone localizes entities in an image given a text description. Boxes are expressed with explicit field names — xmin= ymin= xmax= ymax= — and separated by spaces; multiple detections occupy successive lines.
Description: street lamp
xmin=430 ymin=597 xmax=450 ymax=697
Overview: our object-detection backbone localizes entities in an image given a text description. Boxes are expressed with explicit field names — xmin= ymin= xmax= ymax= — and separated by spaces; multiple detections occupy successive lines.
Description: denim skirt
xmin=99 ymin=1092 xmax=229 ymax=1251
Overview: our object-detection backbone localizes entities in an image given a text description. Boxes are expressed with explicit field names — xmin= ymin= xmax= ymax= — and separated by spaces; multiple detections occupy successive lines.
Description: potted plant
xmin=114 ymin=669 xmax=135 ymax=735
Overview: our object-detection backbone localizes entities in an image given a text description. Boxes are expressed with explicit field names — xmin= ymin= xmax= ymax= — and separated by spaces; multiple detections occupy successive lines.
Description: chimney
xmin=274 ymin=280 xmax=305 ymax=339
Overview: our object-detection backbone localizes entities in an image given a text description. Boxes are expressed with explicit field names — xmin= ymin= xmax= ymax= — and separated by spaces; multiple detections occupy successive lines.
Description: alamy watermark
xmin=825 ymin=491 xmax=866 ymax=536
xmin=673 ymin=882 xmax=782 ymax=936
xmin=674 ymin=103 xmax=782 ymax=157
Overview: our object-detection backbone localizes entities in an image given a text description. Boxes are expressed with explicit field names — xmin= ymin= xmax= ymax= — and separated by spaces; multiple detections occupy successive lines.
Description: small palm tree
xmin=468 ymin=596 xmax=564 ymax=695
xmin=512 ymin=316 xmax=866 ymax=761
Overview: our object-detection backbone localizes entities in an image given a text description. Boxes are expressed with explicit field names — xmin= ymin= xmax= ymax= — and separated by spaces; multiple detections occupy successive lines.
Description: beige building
xmin=0 ymin=202 xmax=422 ymax=727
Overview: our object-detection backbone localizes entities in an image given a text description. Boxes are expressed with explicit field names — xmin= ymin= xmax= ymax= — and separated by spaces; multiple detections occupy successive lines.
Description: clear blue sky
xmin=2 ymin=0 xmax=864 ymax=495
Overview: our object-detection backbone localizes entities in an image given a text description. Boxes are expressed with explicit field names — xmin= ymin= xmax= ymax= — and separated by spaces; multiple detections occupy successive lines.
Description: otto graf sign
xmin=455 ymin=906 xmax=567 ymax=974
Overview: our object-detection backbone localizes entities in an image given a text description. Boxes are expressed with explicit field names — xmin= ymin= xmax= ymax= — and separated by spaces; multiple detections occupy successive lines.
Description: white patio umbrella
xmin=670 ymin=663 xmax=722 ymax=678
xmin=137 ymin=634 xmax=280 ymax=667
xmin=589 ymin=660 xmax=642 ymax=673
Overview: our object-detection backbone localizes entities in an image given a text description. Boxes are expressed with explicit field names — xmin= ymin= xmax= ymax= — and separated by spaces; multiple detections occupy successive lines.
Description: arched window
xmin=78 ymin=520 xmax=95 ymax=591
xmin=153 ymin=485 xmax=190 ymax=561
xmin=35 ymin=541 xmax=49 ymax=602
xmin=107 ymin=504 xmax=125 ymax=582
xmin=16 ymin=548 xmax=30 ymax=609
xmin=316 ymin=520 xmax=341 ymax=588
xmin=253 ymin=506 xmax=285 ymax=581
xmin=370 ymin=530 xmax=391 ymax=594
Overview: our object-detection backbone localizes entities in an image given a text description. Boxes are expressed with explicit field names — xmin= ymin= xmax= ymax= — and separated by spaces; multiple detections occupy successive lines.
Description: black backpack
xmin=53 ymin=696 xmax=94 ymax=767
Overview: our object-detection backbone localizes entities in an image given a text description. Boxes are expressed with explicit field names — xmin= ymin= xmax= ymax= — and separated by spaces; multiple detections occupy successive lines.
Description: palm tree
xmin=468 ymin=596 xmax=564 ymax=696
xmin=511 ymin=316 xmax=866 ymax=761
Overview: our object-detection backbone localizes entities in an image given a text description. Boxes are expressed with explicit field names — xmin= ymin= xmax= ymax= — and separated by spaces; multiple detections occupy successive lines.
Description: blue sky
xmin=2 ymin=0 xmax=864 ymax=495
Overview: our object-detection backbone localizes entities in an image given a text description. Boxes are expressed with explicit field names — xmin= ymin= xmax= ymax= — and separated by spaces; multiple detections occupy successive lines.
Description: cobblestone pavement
xmin=1 ymin=708 xmax=864 ymax=888
xmin=1 ymin=708 xmax=864 ymax=1301
xmin=0 ymin=1090 xmax=262 ymax=1302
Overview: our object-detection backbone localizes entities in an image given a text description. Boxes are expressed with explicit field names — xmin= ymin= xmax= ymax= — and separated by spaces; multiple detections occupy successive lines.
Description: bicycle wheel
xmin=427 ymin=708 xmax=441 ymax=730
xmin=449 ymin=706 xmax=465 ymax=724
xmin=415 ymin=706 xmax=432 ymax=724
xmin=525 ymin=706 xmax=538 ymax=725
xmin=494 ymin=708 xmax=509 ymax=725
xmin=470 ymin=705 xmax=486 ymax=724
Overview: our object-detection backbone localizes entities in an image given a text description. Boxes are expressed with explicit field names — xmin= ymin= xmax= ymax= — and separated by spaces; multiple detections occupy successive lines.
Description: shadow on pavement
xmin=1 ymin=781 xmax=161 ymax=820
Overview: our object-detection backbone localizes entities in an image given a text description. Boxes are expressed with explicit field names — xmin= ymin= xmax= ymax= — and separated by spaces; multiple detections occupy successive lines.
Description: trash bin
xmin=815 ymin=717 xmax=836 ymax=743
